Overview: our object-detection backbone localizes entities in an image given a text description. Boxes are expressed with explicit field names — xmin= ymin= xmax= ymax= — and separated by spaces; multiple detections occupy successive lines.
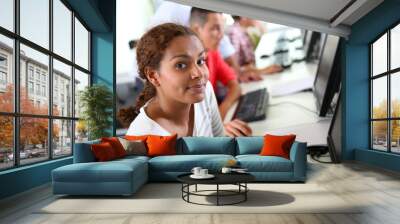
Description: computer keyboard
xmin=232 ymin=88 xmax=269 ymax=122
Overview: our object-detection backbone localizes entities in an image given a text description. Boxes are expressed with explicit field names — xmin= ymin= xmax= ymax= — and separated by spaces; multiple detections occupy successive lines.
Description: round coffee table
xmin=177 ymin=173 xmax=255 ymax=206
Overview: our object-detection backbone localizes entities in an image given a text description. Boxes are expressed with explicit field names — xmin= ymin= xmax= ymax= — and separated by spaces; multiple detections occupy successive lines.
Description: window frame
xmin=0 ymin=0 xmax=92 ymax=171
xmin=370 ymin=20 xmax=400 ymax=154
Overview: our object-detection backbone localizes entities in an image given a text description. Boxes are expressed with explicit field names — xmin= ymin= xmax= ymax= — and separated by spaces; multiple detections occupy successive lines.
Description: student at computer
xmin=227 ymin=16 xmax=283 ymax=76
xmin=121 ymin=23 xmax=252 ymax=137
xmin=189 ymin=7 xmax=246 ymax=120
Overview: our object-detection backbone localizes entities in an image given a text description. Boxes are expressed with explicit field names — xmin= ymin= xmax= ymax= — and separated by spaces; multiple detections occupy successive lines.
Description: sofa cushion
xmin=236 ymin=137 xmax=263 ymax=155
xmin=177 ymin=137 xmax=235 ymax=155
xmin=115 ymin=155 xmax=150 ymax=164
xmin=236 ymin=155 xmax=293 ymax=172
xmin=148 ymin=154 xmax=235 ymax=172
xmin=53 ymin=158 xmax=147 ymax=183
xmin=73 ymin=140 xmax=100 ymax=163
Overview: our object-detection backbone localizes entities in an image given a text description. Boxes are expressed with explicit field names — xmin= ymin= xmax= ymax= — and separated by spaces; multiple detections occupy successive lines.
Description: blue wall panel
xmin=92 ymin=32 xmax=115 ymax=136
xmin=343 ymin=44 xmax=369 ymax=160
xmin=0 ymin=158 xmax=72 ymax=199
xmin=355 ymin=149 xmax=400 ymax=172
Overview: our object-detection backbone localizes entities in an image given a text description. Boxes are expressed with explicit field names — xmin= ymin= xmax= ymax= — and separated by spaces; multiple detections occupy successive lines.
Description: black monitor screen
xmin=303 ymin=31 xmax=323 ymax=61
xmin=313 ymin=34 xmax=341 ymax=116
xmin=327 ymin=93 xmax=341 ymax=163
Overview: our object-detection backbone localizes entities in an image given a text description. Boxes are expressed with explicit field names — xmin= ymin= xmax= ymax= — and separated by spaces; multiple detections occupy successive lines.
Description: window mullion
xmin=370 ymin=45 xmax=373 ymax=149
xmin=49 ymin=0 xmax=53 ymax=160
xmin=387 ymin=30 xmax=391 ymax=152
xmin=71 ymin=10 xmax=76 ymax=155
xmin=13 ymin=0 xmax=20 ymax=167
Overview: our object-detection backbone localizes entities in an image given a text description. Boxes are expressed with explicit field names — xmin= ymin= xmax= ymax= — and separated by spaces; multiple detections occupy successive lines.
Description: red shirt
xmin=206 ymin=50 xmax=237 ymax=92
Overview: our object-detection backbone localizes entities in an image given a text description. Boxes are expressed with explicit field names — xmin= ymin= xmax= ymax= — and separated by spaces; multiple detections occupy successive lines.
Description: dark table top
xmin=177 ymin=172 xmax=255 ymax=185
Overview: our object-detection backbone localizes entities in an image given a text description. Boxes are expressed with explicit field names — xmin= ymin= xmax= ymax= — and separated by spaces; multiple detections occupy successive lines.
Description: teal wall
xmin=0 ymin=158 xmax=72 ymax=199
xmin=92 ymin=32 xmax=115 ymax=136
xmin=0 ymin=0 xmax=116 ymax=200
xmin=344 ymin=0 xmax=400 ymax=171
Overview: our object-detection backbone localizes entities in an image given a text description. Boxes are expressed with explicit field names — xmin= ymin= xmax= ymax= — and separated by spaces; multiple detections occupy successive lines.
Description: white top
xmin=147 ymin=1 xmax=235 ymax=59
xmin=126 ymin=82 xmax=225 ymax=137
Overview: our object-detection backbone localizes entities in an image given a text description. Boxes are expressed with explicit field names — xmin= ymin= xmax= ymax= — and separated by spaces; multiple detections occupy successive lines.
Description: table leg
xmin=217 ymin=184 xmax=219 ymax=206
xmin=187 ymin=184 xmax=190 ymax=202
xmin=181 ymin=184 xmax=183 ymax=199
xmin=245 ymin=183 xmax=247 ymax=201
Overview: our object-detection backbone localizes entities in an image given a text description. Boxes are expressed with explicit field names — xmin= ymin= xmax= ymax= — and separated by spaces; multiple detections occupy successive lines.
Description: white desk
xmin=225 ymin=61 xmax=332 ymax=146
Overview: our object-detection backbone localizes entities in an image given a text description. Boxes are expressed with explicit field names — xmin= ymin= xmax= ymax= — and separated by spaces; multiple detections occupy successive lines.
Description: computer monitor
xmin=303 ymin=31 xmax=322 ymax=61
xmin=327 ymin=92 xmax=342 ymax=163
xmin=313 ymin=34 xmax=342 ymax=117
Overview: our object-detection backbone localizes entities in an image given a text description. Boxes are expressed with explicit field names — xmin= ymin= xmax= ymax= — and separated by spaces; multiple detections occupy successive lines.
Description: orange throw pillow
xmin=91 ymin=142 xmax=117 ymax=162
xmin=260 ymin=134 xmax=296 ymax=159
xmin=124 ymin=135 xmax=149 ymax=141
xmin=146 ymin=134 xmax=177 ymax=157
xmin=101 ymin=137 xmax=127 ymax=158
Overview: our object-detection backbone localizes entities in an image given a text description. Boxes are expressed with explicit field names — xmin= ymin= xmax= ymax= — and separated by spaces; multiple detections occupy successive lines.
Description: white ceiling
xmin=224 ymin=0 xmax=353 ymax=23
xmin=170 ymin=0 xmax=384 ymax=38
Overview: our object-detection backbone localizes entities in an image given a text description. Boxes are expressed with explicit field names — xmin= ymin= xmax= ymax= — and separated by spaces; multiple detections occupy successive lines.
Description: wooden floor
xmin=1 ymin=156 xmax=400 ymax=224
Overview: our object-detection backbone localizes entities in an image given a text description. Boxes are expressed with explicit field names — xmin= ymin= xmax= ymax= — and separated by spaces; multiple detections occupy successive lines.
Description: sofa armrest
xmin=289 ymin=142 xmax=307 ymax=181
xmin=73 ymin=140 xmax=100 ymax=163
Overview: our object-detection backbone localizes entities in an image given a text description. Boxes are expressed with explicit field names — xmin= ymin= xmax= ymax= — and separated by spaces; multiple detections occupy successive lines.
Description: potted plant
xmin=79 ymin=84 xmax=113 ymax=140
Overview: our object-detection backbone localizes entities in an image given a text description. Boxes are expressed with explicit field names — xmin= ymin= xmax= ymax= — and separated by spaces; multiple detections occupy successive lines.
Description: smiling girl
xmin=120 ymin=23 xmax=251 ymax=137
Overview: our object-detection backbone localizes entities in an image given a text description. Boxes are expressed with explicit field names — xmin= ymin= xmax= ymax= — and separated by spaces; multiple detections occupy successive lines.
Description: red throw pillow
xmin=146 ymin=134 xmax=177 ymax=157
xmin=91 ymin=142 xmax=117 ymax=162
xmin=101 ymin=137 xmax=126 ymax=158
xmin=260 ymin=134 xmax=296 ymax=159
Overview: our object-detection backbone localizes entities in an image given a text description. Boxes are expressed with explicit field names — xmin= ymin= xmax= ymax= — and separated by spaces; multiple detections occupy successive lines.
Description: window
xmin=53 ymin=0 xmax=72 ymax=60
xmin=75 ymin=18 xmax=89 ymax=70
xmin=53 ymin=59 xmax=72 ymax=117
xmin=36 ymin=83 xmax=40 ymax=95
xmin=0 ymin=0 xmax=91 ymax=170
xmin=371 ymin=23 xmax=400 ymax=154
xmin=42 ymin=85 xmax=46 ymax=97
xmin=35 ymin=70 xmax=41 ymax=81
xmin=28 ymin=81 xmax=34 ymax=94
xmin=0 ymin=71 xmax=6 ymax=85
xmin=0 ymin=54 xmax=7 ymax=67
xmin=0 ymin=34 xmax=13 ymax=113
xmin=28 ymin=67 xmax=34 ymax=80
xmin=0 ymin=54 xmax=7 ymax=87
xmin=20 ymin=0 xmax=49 ymax=49
xmin=0 ymin=0 xmax=14 ymax=32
